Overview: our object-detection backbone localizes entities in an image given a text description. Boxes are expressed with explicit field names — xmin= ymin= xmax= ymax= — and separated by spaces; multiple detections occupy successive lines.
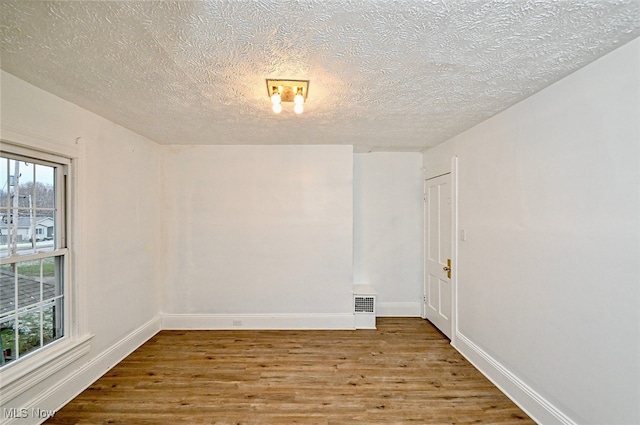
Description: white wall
xmin=353 ymin=152 xmax=423 ymax=316
xmin=160 ymin=145 xmax=354 ymax=329
xmin=424 ymin=38 xmax=640 ymax=425
xmin=1 ymin=70 xmax=163 ymax=420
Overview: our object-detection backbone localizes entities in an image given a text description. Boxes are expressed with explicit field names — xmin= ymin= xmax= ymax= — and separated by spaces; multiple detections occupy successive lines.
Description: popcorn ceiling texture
xmin=1 ymin=0 xmax=639 ymax=152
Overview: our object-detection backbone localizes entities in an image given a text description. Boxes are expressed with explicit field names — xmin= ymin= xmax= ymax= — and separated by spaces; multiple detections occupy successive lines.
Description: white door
xmin=423 ymin=173 xmax=452 ymax=339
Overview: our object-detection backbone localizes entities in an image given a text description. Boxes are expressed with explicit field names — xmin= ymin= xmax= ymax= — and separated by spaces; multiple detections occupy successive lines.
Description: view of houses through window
xmin=0 ymin=152 xmax=65 ymax=367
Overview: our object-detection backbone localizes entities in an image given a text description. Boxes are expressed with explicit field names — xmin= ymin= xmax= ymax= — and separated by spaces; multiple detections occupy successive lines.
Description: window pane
xmin=0 ymin=317 xmax=15 ymax=366
xmin=35 ymin=213 xmax=55 ymax=252
xmin=0 ymin=157 xmax=7 ymax=204
xmin=17 ymin=160 xmax=35 ymax=200
xmin=42 ymin=257 xmax=62 ymax=300
xmin=43 ymin=299 xmax=63 ymax=344
xmin=0 ymin=224 xmax=7 ymax=257
xmin=42 ymin=257 xmax=63 ymax=343
xmin=34 ymin=164 xmax=55 ymax=209
xmin=18 ymin=308 xmax=41 ymax=357
xmin=1 ymin=157 xmax=8 ymax=257
xmin=14 ymin=218 xmax=34 ymax=254
xmin=0 ymin=205 xmax=7 ymax=257
xmin=43 ymin=302 xmax=56 ymax=345
xmin=17 ymin=260 xmax=42 ymax=309
xmin=0 ymin=263 xmax=15 ymax=317
xmin=0 ymin=206 xmax=11 ymax=258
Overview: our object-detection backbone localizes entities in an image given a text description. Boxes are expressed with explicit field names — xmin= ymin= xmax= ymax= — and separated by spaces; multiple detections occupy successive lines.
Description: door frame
xmin=423 ymin=156 xmax=458 ymax=344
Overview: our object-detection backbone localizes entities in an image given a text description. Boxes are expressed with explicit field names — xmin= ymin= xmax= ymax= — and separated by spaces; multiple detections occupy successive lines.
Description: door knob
xmin=443 ymin=259 xmax=452 ymax=278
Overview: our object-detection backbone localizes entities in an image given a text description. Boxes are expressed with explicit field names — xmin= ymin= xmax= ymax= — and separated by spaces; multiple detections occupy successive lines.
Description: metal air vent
xmin=354 ymin=296 xmax=375 ymax=313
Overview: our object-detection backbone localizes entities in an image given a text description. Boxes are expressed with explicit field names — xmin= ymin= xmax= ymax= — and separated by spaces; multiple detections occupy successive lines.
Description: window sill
xmin=0 ymin=334 xmax=93 ymax=404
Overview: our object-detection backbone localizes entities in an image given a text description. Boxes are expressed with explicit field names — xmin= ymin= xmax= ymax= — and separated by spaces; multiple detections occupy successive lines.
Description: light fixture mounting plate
xmin=266 ymin=79 xmax=309 ymax=102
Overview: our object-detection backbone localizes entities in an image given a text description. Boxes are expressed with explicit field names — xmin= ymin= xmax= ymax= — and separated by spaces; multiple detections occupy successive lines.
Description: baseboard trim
xmin=6 ymin=316 xmax=161 ymax=425
xmin=376 ymin=301 xmax=421 ymax=317
xmin=161 ymin=313 xmax=356 ymax=330
xmin=453 ymin=331 xmax=576 ymax=425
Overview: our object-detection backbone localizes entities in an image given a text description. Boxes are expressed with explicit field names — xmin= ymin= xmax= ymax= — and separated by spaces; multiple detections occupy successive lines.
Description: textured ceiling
xmin=1 ymin=1 xmax=639 ymax=152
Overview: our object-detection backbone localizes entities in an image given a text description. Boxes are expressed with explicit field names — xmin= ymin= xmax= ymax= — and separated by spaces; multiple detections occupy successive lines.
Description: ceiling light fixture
xmin=266 ymin=79 xmax=309 ymax=114
xmin=270 ymin=86 xmax=282 ymax=113
xmin=293 ymin=87 xmax=304 ymax=114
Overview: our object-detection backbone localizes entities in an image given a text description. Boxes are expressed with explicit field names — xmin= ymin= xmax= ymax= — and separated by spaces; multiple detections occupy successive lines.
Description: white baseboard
xmin=453 ymin=332 xmax=576 ymax=425
xmin=161 ymin=313 xmax=356 ymax=330
xmin=6 ymin=316 xmax=161 ymax=425
xmin=376 ymin=301 xmax=421 ymax=317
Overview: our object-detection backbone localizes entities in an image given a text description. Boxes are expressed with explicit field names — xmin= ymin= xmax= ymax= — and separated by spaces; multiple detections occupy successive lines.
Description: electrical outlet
xmin=232 ymin=320 xmax=242 ymax=327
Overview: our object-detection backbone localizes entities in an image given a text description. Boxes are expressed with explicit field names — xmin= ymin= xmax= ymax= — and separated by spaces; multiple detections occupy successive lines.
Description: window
xmin=0 ymin=150 xmax=67 ymax=368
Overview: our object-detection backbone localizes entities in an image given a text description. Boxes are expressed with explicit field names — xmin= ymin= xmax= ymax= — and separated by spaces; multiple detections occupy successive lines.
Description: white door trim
xmin=450 ymin=155 xmax=458 ymax=346
xmin=423 ymin=162 xmax=450 ymax=180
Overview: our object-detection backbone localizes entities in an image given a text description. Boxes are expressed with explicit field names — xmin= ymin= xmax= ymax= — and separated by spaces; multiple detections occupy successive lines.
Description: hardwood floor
xmin=45 ymin=318 xmax=535 ymax=424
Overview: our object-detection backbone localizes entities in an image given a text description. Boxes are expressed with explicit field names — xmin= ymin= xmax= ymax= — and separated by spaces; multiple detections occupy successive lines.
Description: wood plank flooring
xmin=45 ymin=318 xmax=535 ymax=424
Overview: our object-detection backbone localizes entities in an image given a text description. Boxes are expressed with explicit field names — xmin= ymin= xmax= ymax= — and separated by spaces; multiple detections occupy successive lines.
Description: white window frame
xmin=0 ymin=140 xmax=91 ymax=404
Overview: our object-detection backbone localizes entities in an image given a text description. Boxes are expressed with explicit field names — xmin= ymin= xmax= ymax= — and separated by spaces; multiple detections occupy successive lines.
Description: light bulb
xmin=294 ymin=92 xmax=304 ymax=106
xmin=272 ymin=103 xmax=282 ymax=113
xmin=271 ymin=92 xmax=281 ymax=105
xmin=294 ymin=103 xmax=304 ymax=114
